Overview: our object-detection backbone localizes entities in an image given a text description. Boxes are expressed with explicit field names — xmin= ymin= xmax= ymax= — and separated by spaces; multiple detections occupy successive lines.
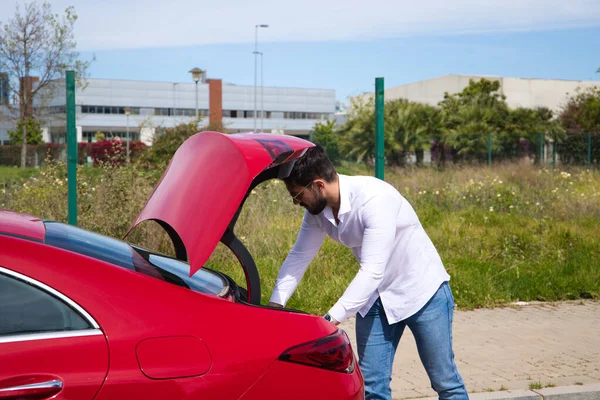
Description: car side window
xmin=0 ymin=273 xmax=91 ymax=337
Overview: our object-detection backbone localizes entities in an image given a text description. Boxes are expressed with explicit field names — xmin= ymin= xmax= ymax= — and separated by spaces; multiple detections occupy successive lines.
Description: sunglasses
xmin=291 ymin=181 xmax=314 ymax=203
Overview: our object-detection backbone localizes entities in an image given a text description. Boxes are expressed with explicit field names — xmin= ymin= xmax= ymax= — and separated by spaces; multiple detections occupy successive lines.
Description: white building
xmin=0 ymin=76 xmax=336 ymax=145
xmin=371 ymin=74 xmax=600 ymax=113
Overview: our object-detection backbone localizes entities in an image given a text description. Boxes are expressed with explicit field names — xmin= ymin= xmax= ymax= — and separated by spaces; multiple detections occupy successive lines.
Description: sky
xmin=1 ymin=0 xmax=599 ymax=102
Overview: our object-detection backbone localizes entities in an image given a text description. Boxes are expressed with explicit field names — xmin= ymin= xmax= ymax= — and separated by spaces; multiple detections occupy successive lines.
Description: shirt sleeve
xmin=328 ymin=194 xmax=400 ymax=323
xmin=269 ymin=212 xmax=326 ymax=306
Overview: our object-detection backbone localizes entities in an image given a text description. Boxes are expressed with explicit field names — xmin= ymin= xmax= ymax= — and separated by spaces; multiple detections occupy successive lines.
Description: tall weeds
xmin=2 ymin=161 xmax=598 ymax=314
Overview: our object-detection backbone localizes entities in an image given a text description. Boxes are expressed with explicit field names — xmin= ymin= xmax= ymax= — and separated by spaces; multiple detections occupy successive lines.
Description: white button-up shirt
xmin=269 ymin=174 xmax=450 ymax=324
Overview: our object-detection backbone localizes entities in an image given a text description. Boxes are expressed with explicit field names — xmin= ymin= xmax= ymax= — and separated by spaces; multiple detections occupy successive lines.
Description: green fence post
xmin=488 ymin=133 xmax=492 ymax=166
xmin=539 ymin=133 xmax=544 ymax=166
xmin=66 ymin=71 xmax=77 ymax=226
xmin=588 ymin=133 xmax=592 ymax=168
xmin=375 ymin=77 xmax=384 ymax=180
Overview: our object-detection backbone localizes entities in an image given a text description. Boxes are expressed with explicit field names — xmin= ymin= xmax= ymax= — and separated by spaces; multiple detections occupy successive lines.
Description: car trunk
xmin=126 ymin=131 xmax=315 ymax=306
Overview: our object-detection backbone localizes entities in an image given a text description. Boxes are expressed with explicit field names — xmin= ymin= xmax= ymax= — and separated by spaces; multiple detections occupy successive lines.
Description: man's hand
xmin=323 ymin=313 xmax=340 ymax=326
xmin=268 ymin=302 xmax=284 ymax=308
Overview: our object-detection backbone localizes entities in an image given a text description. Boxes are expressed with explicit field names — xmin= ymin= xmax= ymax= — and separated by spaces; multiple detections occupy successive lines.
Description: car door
xmin=0 ymin=267 xmax=109 ymax=400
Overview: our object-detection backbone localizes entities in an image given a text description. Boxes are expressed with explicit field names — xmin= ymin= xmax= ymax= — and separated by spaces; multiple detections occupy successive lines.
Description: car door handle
xmin=0 ymin=378 xmax=63 ymax=399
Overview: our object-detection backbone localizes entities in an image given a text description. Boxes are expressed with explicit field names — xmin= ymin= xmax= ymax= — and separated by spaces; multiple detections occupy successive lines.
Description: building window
xmin=82 ymin=131 xmax=139 ymax=143
xmin=154 ymin=108 xmax=170 ymax=116
xmin=281 ymin=111 xmax=327 ymax=120
xmin=80 ymin=105 xmax=140 ymax=115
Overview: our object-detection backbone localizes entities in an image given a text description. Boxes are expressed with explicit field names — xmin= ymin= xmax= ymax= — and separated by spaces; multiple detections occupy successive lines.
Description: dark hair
xmin=284 ymin=145 xmax=337 ymax=186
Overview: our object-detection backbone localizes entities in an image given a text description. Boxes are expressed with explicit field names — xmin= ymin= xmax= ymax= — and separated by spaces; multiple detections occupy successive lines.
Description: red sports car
xmin=0 ymin=132 xmax=364 ymax=400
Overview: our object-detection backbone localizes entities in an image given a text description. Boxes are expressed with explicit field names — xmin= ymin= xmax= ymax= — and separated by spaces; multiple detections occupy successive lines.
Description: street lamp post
xmin=172 ymin=82 xmax=178 ymax=117
xmin=254 ymin=24 xmax=268 ymax=132
xmin=124 ymin=107 xmax=131 ymax=163
xmin=189 ymin=67 xmax=203 ymax=120
xmin=258 ymin=51 xmax=264 ymax=132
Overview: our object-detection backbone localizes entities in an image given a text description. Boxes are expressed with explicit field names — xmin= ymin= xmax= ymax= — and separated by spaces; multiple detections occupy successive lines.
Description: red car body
xmin=0 ymin=132 xmax=364 ymax=400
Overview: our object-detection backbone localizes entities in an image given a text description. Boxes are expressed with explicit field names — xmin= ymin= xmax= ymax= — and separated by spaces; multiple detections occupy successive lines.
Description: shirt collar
xmin=337 ymin=174 xmax=351 ymax=217
xmin=322 ymin=174 xmax=352 ymax=225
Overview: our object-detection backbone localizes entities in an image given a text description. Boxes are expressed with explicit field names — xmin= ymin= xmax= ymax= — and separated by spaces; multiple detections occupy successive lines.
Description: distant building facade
xmin=371 ymin=74 xmax=600 ymax=112
xmin=0 ymin=75 xmax=336 ymax=145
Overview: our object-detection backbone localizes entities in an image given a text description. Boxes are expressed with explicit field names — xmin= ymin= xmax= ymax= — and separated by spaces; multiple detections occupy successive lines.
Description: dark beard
xmin=307 ymin=196 xmax=327 ymax=215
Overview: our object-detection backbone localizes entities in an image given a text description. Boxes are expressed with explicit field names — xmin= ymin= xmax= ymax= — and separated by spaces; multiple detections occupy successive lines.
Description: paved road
xmin=339 ymin=300 xmax=600 ymax=399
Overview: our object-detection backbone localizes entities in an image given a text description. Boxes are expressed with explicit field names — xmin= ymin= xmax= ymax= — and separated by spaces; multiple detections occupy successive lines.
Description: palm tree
xmin=443 ymin=96 xmax=502 ymax=162
xmin=440 ymin=92 xmax=508 ymax=163
xmin=338 ymin=96 xmax=376 ymax=165
xmin=413 ymin=104 xmax=441 ymax=165
xmin=385 ymin=100 xmax=432 ymax=167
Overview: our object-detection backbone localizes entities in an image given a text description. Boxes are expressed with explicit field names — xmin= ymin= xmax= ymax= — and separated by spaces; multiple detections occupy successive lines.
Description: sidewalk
xmin=339 ymin=300 xmax=600 ymax=400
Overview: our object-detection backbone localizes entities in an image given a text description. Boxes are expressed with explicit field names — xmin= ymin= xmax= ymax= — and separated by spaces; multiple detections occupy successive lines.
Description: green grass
xmin=2 ymin=161 xmax=599 ymax=316
xmin=529 ymin=382 xmax=543 ymax=390
xmin=0 ymin=166 xmax=39 ymax=183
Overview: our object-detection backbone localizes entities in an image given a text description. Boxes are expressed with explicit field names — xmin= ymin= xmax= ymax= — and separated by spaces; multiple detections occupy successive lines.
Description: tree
xmin=136 ymin=120 xmax=223 ymax=167
xmin=385 ymin=99 xmax=432 ymax=167
xmin=0 ymin=1 xmax=90 ymax=170
xmin=503 ymin=107 xmax=564 ymax=162
xmin=412 ymin=103 xmax=441 ymax=165
xmin=442 ymin=94 xmax=504 ymax=161
xmin=311 ymin=118 xmax=343 ymax=163
xmin=439 ymin=79 xmax=510 ymax=162
xmin=338 ymin=96 xmax=376 ymax=164
xmin=557 ymin=86 xmax=600 ymax=165
xmin=7 ymin=117 xmax=42 ymax=144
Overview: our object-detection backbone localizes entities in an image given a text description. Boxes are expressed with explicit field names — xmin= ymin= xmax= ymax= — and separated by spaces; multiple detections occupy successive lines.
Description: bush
xmin=137 ymin=121 xmax=213 ymax=167
xmin=86 ymin=140 xmax=146 ymax=165
xmin=8 ymin=118 xmax=43 ymax=145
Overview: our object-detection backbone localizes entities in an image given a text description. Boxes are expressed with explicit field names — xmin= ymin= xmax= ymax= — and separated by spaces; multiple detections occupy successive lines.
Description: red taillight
xmin=278 ymin=329 xmax=355 ymax=373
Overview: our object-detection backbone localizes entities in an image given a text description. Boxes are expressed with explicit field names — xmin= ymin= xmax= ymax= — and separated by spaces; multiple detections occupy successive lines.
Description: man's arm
xmin=327 ymin=194 xmax=400 ymax=323
xmin=269 ymin=213 xmax=326 ymax=307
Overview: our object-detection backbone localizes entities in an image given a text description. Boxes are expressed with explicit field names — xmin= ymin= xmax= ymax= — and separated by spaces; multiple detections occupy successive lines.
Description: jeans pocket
xmin=443 ymin=282 xmax=455 ymax=310
xmin=365 ymin=298 xmax=382 ymax=318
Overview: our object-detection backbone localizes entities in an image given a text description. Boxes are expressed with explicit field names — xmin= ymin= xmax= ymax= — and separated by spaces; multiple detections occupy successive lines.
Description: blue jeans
xmin=356 ymin=282 xmax=468 ymax=400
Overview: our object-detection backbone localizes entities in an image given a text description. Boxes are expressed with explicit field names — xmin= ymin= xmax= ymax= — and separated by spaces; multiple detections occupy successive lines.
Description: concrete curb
xmin=395 ymin=383 xmax=600 ymax=400
xmin=533 ymin=383 xmax=600 ymax=400
xmin=469 ymin=390 xmax=542 ymax=400
xmin=401 ymin=390 xmax=540 ymax=400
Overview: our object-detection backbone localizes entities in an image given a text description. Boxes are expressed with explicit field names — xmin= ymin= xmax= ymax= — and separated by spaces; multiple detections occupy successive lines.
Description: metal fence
xmin=427 ymin=133 xmax=598 ymax=167
xmin=0 ymin=141 xmax=146 ymax=167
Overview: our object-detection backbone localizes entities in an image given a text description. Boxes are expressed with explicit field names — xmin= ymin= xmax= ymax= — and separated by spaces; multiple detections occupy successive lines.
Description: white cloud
xmin=2 ymin=0 xmax=599 ymax=50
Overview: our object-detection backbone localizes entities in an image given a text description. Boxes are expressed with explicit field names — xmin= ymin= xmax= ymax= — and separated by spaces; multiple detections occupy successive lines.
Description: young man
xmin=268 ymin=146 xmax=468 ymax=400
